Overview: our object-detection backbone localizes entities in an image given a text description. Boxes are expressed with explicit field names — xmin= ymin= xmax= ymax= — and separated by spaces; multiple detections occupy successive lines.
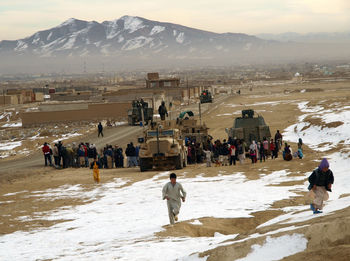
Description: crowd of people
xmin=184 ymin=130 xmax=303 ymax=167
xmin=41 ymin=130 xmax=303 ymax=169
xmin=41 ymin=141 xmax=141 ymax=169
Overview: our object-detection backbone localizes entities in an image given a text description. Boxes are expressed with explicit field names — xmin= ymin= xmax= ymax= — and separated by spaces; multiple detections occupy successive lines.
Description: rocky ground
xmin=1 ymin=79 xmax=350 ymax=260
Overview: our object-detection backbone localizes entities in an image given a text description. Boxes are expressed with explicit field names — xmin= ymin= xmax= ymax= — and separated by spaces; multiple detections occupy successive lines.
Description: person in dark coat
xmin=114 ymin=146 xmax=124 ymax=168
xmin=158 ymin=101 xmax=168 ymax=121
xmin=57 ymin=141 xmax=63 ymax=166
xmin=308 ymin=158 xmax=334 ymax=214
xmin=274 ymin=130 xmax=282 ymax=150
xmin=98 ymin=122 xmax=104 ymax=137
xmin=125 ymin=143 xmax=137 ymax=167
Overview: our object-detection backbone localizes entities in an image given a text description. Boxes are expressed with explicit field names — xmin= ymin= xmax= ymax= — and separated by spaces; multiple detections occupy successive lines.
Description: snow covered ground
xmin=284 ymin=101 xmax=350 ymax=151
xmin=0 ymin=169 xmax=307 ymax=261
xmin=1 ymin=100 xmax=349 ymax=260
xmin=0 ymin=141 xmax=22 ymax=151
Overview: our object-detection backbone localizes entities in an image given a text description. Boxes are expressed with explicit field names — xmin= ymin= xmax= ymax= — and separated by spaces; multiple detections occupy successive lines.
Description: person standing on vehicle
xmin=162 ymin=173 xmax=186 ymax=225
xmin=158 ymin=101 xmax=168 ymax=121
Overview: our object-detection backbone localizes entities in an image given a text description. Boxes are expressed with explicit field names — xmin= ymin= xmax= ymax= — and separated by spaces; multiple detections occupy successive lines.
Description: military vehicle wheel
xmin=140 ymin=158 xmax=152 ymax=172
xmin=175 ymin=155 xmax=183 ymax=170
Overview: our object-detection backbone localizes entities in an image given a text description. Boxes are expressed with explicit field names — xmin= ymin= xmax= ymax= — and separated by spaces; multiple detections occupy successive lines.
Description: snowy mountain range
xmin=0 ymin=15 xmax=267 ymax=58
xmin=0 ymin=16 xmax=349 ymax=73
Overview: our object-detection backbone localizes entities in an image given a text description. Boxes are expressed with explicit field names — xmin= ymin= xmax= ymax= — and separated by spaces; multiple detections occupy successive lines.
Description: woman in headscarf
xmin=308 ymin=158 xmax=334 ymax=214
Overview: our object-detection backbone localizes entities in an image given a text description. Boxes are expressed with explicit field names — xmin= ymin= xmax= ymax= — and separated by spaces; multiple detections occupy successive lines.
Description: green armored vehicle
xmin=128 ymin=99 xmax=153 ymax=126
xmin=200 ymin=90 xmax=213 ymax=103
xmin=226 ymin=109 xmax=271 ymax=144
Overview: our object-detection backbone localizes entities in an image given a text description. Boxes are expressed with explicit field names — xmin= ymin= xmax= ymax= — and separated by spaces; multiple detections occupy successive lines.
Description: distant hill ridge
xmin=0 ymin=15 xmax=265 ymax=57
xmin=1 ymin=16 xmax=349 ymax=74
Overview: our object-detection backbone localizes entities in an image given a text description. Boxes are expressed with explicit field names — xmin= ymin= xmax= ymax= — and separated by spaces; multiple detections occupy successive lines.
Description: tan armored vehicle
xmin=226 ymin=109 xmax=271 ymax=144
xmin=176 ymin=110 xmax=210 ymax=144
xmin=138 ymin=127 xmax=187 ymax=172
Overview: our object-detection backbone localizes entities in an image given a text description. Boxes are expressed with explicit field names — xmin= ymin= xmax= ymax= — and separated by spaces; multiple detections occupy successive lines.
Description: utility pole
xmin=199 ymin=101 xmax=202 ymax=126
xmin=187 ymin=77 xmax=189 ymax=105
xmin=2 ymin=88 xmax=5 ymax=108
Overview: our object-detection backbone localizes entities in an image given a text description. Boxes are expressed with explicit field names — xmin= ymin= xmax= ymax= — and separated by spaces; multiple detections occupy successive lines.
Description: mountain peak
xmin=119 ymin=16 xmax=146 ymax=33
xmin=60 ymin=18 xmax=78 ymax=26
xmin=0 ymin=15 xmax=263 ymax=60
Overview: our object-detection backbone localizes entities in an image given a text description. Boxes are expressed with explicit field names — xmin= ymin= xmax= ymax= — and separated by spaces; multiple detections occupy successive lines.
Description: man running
xmin=162 ymin=173 xmax=186 ymax=225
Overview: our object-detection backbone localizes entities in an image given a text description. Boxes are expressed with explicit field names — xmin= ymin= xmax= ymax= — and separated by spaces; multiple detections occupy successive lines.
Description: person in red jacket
xmin=42 ymin=142 xmax=53 ymax=166
xmin=229 ymin=144 xmax=236 ymax=165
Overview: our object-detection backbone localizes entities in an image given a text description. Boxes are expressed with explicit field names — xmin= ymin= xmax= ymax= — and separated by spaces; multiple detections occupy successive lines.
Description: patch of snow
xmin=59 ymin=35 xmax=77 ymax=50
xmin=60 ymin=18 xmax=76 ymax=27
xmin=0 ymin=112 xmax=13 ymax=121
xmin=121 ymin=16 xmax=145 ymax=33
xmin=2 ymin=122 xmax=22 ymax=128
xmin=52 ymin=133 xmax=82 ymax=143
xmin=94 ymin=41 xmax=102 ymax=47
xmin=150 ymin=26 xmax=165 ymax=36
xmin=236 ymin=234 xmax=307 ymax=261
xmin=216 ymin=113 xmax=235 ymax=117
xmin=32 ymin=33 xmax=40 ymax=44
xmin=3 ymin=190 xmax=29 ymax=197
xmin=0 ymin=201 xmax=15 ymax=205
xmin=0 ymin=141 xmax=22 ymax=151
xmin=190 ymin=220 xmax=202 ymax=225
xmin=122 ymin=36 xmax=153 ymax=51
xmin=106 ymin=20 xmax=120 ymax=39
xmin=117 ymin=35 xmax=124 ymax=43
xmin=46 ymin=32 xmax=53 ymax=41
xmin=0 ymin=169 xmax=306 ymax=260
xmin=283 ymin=101 xmax=350 ymax=151
xmin=14 ymin=41 xmax=28 ymax=52
xmin=176 ymin=32 xmax=185 ymax=44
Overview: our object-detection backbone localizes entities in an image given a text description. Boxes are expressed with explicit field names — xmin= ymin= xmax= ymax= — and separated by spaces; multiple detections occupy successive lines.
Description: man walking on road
xmin=98 ymin=122 xmax=104 ymax=137
xmin=162 ymin=173 xmax=186 ymax=225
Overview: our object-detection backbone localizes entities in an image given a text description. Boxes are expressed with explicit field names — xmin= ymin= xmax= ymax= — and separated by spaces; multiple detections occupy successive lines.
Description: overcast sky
xmin=0 ymin=0 xmax=349 ymax=40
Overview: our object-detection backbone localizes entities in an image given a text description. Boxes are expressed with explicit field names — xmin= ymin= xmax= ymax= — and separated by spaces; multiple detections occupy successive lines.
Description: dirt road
xmin=0 ymin=94 xmax=228 ymax=178
xmin=0 ymin=125 xmax=143 ymax=174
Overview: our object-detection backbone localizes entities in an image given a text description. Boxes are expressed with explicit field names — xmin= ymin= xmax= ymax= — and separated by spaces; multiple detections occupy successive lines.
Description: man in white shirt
xmin=162 ymin=173 xmax=186 ymax=224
